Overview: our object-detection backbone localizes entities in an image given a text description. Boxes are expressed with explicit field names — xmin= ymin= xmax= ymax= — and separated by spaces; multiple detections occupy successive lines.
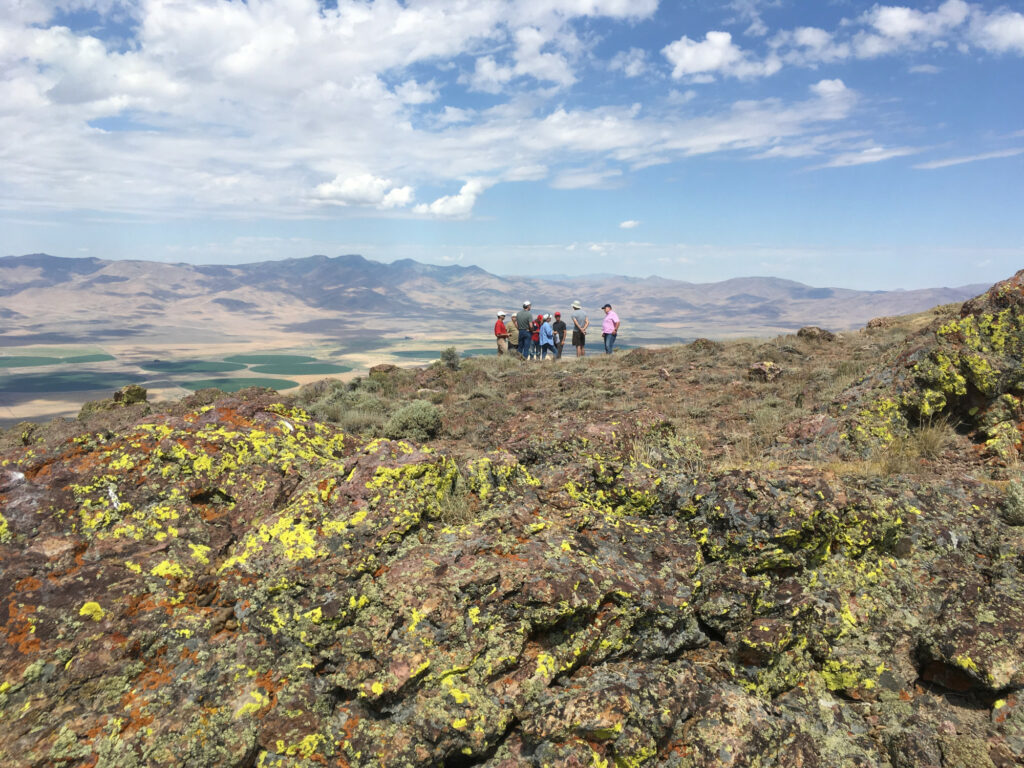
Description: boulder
xmin=797 ymin=326 xmax=836 ymax=342
xmin=748 ymin=361 xmax=783 ymax=382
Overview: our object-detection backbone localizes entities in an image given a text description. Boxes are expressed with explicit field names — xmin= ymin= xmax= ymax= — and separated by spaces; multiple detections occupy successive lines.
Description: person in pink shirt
xmin=601 ymin=303 xmax=620 ymax=354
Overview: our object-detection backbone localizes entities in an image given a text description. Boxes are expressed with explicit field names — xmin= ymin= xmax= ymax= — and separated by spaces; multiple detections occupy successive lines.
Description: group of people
xmin=493 ymin=300 xmax=620 ymax=359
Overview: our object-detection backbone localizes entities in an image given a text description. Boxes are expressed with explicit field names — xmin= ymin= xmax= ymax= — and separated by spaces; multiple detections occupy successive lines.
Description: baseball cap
xmin=523 ymin=300 xmax=531 ymax=307
xmin=571 ymin=301 xmax=581 ymax=309
xmin=554 ymin=311 xmax=561 ymax=316
xmin=602 ymin=303 xmax=612 ymax=309
xmin=497 ymin=311 xmax=506 ymax=317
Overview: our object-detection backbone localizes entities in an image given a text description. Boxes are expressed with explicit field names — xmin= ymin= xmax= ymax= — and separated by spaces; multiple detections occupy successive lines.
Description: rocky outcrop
xmin=839 ymin=270 xmax=1024 ymax=461
xmin=3 ymin=276 xmax=1024 ymax=766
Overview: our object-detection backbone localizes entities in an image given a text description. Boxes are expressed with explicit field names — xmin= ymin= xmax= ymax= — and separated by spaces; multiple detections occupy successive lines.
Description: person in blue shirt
xmin=539 ymin=314 xmax=557 ymax=360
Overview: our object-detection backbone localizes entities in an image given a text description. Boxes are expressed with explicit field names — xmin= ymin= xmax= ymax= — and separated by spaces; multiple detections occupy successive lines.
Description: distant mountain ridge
xmin=0 ymin=253 xmax=987 ymax=348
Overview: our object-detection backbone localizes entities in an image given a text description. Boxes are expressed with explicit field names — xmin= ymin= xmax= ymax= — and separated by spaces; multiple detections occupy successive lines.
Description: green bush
xmin=384 ymin=400 xmax=443 ymax=442
xmin=439 ymin=347 xmax=461 ymax=371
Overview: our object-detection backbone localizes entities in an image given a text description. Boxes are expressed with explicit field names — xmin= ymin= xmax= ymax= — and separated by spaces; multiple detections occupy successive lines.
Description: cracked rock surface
xmin=3 ymin=275 xmax=1024 ymax=767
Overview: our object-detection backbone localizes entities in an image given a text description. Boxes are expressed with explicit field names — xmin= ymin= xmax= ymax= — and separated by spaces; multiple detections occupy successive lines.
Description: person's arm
xmin=613 ymin=317 xmax=620 ymax=333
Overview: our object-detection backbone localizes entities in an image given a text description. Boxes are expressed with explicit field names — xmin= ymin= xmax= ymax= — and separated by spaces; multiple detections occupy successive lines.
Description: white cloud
xmin=466 ymin=56 xmax=516 ymax=94
xmin=914 ymin=148 xmax=1024 ymax=170
xmin=909 ymin=63 xmax=941 ymax=74
xmin=413 ymin=180 xmax=488 ymax=218
xmin=772 ymin=26 xmax=850 ymax=64
xmin=610 ymin=47 xmax=648 ymax=77
xmin=394 ymin=79 xmax=438 ymax=105
xmin=969 ymin=9 xmax=1024 ymax=54
xmin=619 ymin=219 xmax=639 ymax=229
xmin=312 ymin=174 xmax=414 ymax=209
xmin=854 ymin=0 xmax=970 ymax=58
xmin=551 ymin=167 xmax=623 ymax=189
xmin=814 ymin=145 xmax=920 ymax=169
xmin=663 ymin=31 xmax=781 ymax=80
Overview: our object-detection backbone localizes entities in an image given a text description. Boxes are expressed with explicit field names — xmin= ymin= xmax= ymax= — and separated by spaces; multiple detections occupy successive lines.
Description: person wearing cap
xmin=494 ymin=311 xmax=510 ymax=355
xmin=539 ymin=313 xmax=557 ymax=360
xmin=515 ymin=301 xmax=533 ymax=359
xmin=571 ymin=301 xmax=589 ymax=358
xmin=552 ymin=312 xmax=567 ymax=359
xmin=505 ymin=314 xmax=520 ymax=356
xmin=601 ymin=303 xmax=620 ymax=354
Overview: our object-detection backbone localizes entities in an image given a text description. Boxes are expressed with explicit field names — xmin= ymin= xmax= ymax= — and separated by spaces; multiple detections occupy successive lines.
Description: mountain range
xmin=0 ymin=253 xmax=985 ymax=350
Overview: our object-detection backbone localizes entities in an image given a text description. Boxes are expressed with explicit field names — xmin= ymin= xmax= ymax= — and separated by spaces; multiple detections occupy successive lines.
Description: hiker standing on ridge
xmin=601 ymin=303 xmax=620 ymax=354
xmin=515 ymin=302 xmax=533 ymax=359
xmin=571 ymin=300 xmax=589 ymax=357
xmin=494 ymin=311 xmax=509 ymax=355
xmin=552 ymin=312 xmax=567 ymax=359
xmin=539 ymin=314 xmax=557 ymax=360
xmin=531 ymin=312 xmax=543 ymax=360
xmin=506 ymin=314 xmax=520 ymax=357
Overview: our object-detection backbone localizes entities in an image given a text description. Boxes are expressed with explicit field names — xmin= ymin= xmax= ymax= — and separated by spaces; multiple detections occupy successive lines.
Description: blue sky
xmin=1 ymin=0 xmax=1022 ymax=289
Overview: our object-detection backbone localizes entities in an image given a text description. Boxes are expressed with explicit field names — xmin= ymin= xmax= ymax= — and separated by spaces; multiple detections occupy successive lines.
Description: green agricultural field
xmin=460 ymin=348 xmax=498 ymax=357
xmin=0 ymin=371 xmax=147 ymax=393
xmin=223 ymin=354 xmax=319 ymax=365
xmin=180 ymin=377 xmax=300 ymax=393
xmin=140 ymin=360 xmax=247 ymax=374
xmin=248 ymin=363 xmax=353 ymax=375
xmin=0 ymin=356 xmax=64 ymax=368
xmin=63 ymin=354 xmax=117 ymax=363
xmin=388 ymin=349 xmax=447 ymax=359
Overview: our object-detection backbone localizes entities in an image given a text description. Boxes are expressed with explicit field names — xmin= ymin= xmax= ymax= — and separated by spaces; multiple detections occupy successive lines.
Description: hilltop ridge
xmin=1 ymin=273 xmax=1023 ymax=766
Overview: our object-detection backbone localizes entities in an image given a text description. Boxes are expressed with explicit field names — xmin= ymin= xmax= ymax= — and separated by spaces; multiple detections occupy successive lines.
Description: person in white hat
xmin=571 ymin=300 xmax=589 ymax=357
xmin=515 ymin=301 xmax=533 ymax=359
xmin=494 ymin=311 xmax=510 ymax=355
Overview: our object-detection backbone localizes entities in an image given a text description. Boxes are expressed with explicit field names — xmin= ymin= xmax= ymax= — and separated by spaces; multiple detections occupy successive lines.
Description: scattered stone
xmin=797 ymin=326 xmax=836 ymax=342
xmin=748 ymin=360 xmax=783 ymax=381
xmin=689 ymin=337 xmax=721 ymax=353
xmin=113 ymin=383 xmax=147 ymax=404
xmin=867 ymin=316 xmax=897 ymax=329
xmin=370 ymin=363 xmax=399 ymax=376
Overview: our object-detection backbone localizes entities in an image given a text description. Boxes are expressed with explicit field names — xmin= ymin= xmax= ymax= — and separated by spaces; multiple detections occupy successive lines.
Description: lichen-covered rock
xmin=748 ymin=361 xmax=782 ymax=382
xmin=4 ymin=276 xmax=1024 ymax=766
xmin=839 ymin=270 xmax=1024 ymax=461
xmin=797 ymin=326 xmax=836 ymax=342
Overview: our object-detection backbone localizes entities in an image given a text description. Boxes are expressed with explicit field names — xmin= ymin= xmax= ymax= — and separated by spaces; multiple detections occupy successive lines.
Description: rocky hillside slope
xmin=2 ymin=274 xmax=1024 ymax=767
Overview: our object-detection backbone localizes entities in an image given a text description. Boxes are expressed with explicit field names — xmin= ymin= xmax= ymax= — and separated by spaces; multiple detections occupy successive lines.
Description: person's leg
xmin=519 ymin=334 xmax=529 ymax=358
xmin=605 ymin=333 xmax=615 ymax=354
xmin=497 ymin=337 xmax=507 ymax=355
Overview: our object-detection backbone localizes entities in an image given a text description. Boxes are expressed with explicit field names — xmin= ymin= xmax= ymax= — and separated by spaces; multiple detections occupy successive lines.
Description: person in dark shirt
xmin=552 ymin=312 xmax=567 ymax=359
xmin=515 ymin=301 xmax=533 ymax=359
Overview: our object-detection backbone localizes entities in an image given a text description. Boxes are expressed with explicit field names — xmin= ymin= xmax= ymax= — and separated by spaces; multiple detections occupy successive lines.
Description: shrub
xmin=439 ymin=347 xmax=461 ymax=371
xmin=384 ymin=400 xmax=442 ymax=442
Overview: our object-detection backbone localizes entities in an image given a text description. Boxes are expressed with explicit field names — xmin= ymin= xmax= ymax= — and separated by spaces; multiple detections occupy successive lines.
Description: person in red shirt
xmin=494 ymin=311 xmax=510 ymax=355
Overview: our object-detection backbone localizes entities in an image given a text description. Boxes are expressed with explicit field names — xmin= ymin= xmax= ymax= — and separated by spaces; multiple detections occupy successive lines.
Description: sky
xmin=1 ymin=0 xmax=1022 ymax=290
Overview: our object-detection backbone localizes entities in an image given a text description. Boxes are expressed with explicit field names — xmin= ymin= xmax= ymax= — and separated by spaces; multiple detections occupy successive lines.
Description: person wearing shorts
xmin=571 ymin=300 xmax=588 ymax=357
